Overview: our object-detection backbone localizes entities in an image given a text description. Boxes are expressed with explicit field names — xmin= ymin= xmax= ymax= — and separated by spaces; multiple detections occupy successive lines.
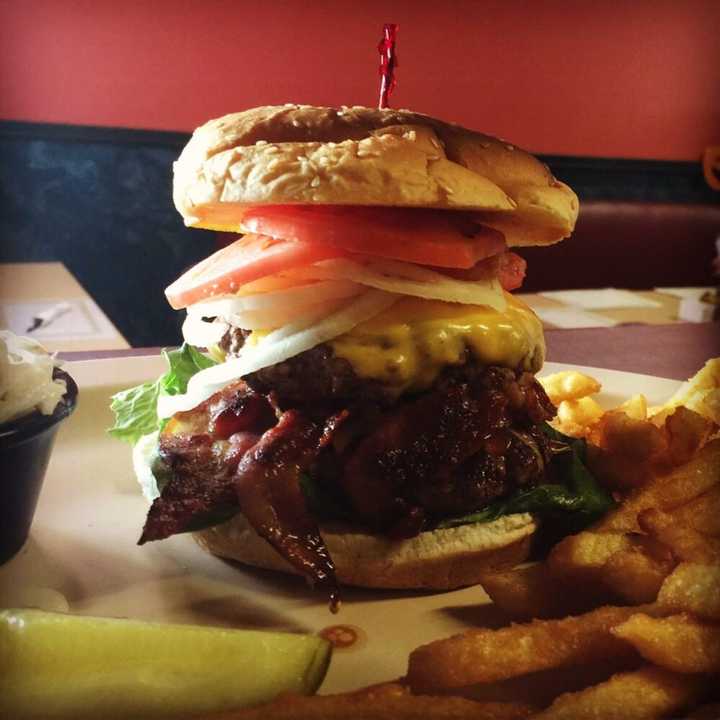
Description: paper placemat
xmin=654 ymin=286 xmax=714 ymax=300
xmin=0 ymin=299 xmax=120 ymax=341
xmin=533 ymin=307 xmax=619 ymax=329
xmin=539 ymin=288 xmax=662 ymax=310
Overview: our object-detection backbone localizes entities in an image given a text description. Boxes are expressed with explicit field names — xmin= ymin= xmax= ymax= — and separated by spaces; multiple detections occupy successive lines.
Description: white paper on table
xmin=533 ymin=307 xmax=619 ymax=329
xmin=654 ymin=286 xmax=714 ymax=300
xmin=539 ymin=288 xmax=662 ymax=310
xmin=0 ymin=299 xmax=120 ymax=340
xmin=678 ymin=297 xmax=716 ymax=323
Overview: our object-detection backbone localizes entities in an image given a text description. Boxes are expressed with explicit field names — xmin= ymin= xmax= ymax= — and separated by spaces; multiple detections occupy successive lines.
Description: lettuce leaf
xmin=108 ymin=344 xmax=216 ymax=444
xmin=437 ymin=424 xmax=614 ymax=531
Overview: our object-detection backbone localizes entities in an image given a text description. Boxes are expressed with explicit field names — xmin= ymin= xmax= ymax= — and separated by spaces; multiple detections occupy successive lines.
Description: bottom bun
xmin=194 ymin=513 xmax=537 ymax=590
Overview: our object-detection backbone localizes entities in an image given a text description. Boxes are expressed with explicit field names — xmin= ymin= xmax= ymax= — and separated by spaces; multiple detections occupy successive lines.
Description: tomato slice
xmin=497 ymin=252 xmax=527 ymax=291
xmin=240 ymin=206 xmax=506 ymax=270
xmin=445 ymin=252 xmax=527 ymax=291
xmin=165 ymin=234 xmax=345 ymax=309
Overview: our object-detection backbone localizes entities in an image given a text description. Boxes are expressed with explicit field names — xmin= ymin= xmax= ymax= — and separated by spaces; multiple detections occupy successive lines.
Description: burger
xmin=111 ymin=105 xmax=607 ymax=609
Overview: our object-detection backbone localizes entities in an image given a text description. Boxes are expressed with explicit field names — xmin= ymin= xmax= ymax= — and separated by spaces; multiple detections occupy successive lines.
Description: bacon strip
xmin=139 ymin=382 xmax=343 ymax=607
xmin=233 ymin=410 xmax=343 ymax=607
xmin=139 ymin=432 xmax=249 ymax=543
xmin=139 ymin=383 xmax=274 ymax=543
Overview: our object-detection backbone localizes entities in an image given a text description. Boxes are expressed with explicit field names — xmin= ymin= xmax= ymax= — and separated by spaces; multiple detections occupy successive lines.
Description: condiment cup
xmin=0 ymin=368 xmax=78 ymax=563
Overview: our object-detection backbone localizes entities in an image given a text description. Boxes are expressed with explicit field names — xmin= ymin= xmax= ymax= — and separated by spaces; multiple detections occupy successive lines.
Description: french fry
xmin=664 ymin=406 xmax=716 ymax=466
xmin=593 ymin=439 xmax=720 ymax=532
xmin=539 ymin=371 xmax=601 ymax=406
xmin=591 ymin=410 xmax=668 ymax=462
xmin=479 ymin=564 xmax=595 ymax=620
xmin=617 ymin=393 xmax=648 ymax=420
xmin=587 ymin=406 xmax=715 ymax=491
xmin=639 ymin=509 xmax=720 ymax=563
xmin=600 ymin=548 xmax=675 ymax=605
xmin=546 ymin=531 xmax=676 ymax=602
xmin=585 ymin=444 xmax=655 ymax=490
xmin=672 ymin=486 xmax=720 ymax=537
xmin=406 ymin=605 xmax=650 ymax=692
xmin=546 ymin=531 xmax=635 ymax=585
xmin=662 ymin=358 xmax=720 ymax=426
xmin=554 ymin=397 xmax=604 ymax=437
xmin=612 ymin=613 xmax=720 ymax=674
xmin=657 ymin=563 xmax=720 ymax=620
xmin=451 ymin=659 xmax=645 ymax=711
xmin=529 ymin=666 xmax=707 ymax=720
xmin=202 ymin=683 xmax=537 ymax=720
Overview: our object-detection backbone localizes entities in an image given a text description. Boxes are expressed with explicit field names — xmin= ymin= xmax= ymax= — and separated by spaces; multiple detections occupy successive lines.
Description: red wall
xmin=2 ymin=0 xmax=718 ymax=160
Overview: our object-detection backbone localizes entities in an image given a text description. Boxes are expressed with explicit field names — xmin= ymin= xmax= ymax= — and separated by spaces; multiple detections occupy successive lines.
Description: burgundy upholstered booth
xmin=519 ymin=201 xmax=720 ymax=292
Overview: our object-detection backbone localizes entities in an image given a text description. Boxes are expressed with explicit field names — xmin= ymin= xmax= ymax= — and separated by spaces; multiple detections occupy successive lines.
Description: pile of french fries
xmin=205 ymin=361 xmax=720 ymax=720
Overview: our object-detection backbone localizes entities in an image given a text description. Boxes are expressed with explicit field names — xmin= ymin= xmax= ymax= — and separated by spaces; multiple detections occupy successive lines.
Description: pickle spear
xmin=0 ymin=608 xmax=331 ymax=719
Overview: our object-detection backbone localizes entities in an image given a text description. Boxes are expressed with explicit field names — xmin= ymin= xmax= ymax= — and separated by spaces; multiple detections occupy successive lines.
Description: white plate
xmin=0 ymin=356 xmax=681 ymax=693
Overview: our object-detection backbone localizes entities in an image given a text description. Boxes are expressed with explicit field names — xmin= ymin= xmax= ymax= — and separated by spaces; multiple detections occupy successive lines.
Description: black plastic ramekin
xmin=0 ymin=368 xmax=78 ymax=563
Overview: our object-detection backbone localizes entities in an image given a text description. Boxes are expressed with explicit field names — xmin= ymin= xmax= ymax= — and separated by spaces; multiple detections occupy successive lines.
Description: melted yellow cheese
xmin=329 ymin=293 xmax=544 ymax=393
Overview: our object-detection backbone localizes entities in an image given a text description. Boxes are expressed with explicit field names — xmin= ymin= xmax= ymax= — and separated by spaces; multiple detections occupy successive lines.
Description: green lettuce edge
xmin=108 ymin=343 xmax=216 ymax=445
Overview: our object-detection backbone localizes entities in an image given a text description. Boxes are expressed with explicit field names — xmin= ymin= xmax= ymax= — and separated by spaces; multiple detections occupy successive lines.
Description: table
xmin=60 ymin=323 xmax=719 ymax=382
xmin=0 ymin=262 xmax=129 ymax=352
xmin=544 ymin=322 xmax=719 ymax=380
xmin=9 ymin=321 xmax=720 ymax=704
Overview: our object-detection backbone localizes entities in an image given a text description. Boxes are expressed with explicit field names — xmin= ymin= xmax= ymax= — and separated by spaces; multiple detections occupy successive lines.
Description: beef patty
xmin=147 ymin=330 xmax=556 ymax=591
xmin=213 ymin=326 xmax=557 ymax=538
xmin=221 ymin=327 xmax=390 ymax=410
xmin=320 ymin=363 xmax=555 ymax=536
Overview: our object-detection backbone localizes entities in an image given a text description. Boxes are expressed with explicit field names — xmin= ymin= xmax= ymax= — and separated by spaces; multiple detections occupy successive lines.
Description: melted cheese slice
xmin=329 ymin=293 xmax=544 ymax=393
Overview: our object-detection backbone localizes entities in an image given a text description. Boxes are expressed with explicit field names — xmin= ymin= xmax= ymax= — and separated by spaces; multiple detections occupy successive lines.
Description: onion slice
xmin=184 ymin=279 xmax=365 ymax=333
xmin=232 ymin=297 xmax=357 ymax=330
xmin=186 ymin=279 xmax=362 ymax=317
xmin=181 ymin=315 xmax=229 ymax=349
xmin=158 ymin=290 xmax=398 ymax=418
xmin=282 ymin=258 xmax=507 ymax=311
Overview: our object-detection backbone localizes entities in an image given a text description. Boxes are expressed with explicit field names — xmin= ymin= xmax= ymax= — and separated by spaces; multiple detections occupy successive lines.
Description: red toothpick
xmin=377 ymin=23 xmax=399 ymax=109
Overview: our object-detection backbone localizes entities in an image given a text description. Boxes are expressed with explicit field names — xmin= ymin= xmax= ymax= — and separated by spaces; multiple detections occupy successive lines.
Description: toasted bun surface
xmin=194 ymin=512 xmax=536 ymax=590
xmin=174 ymin=105 xmax=578 ymax=247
